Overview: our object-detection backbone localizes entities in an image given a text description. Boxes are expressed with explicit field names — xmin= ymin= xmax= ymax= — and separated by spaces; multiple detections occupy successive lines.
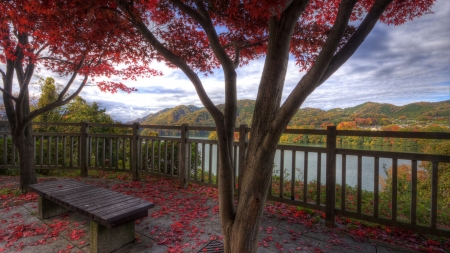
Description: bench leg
xmin=38 ymin=196 xmax=70 ymax=219
xmin=90 ymin=221 xmax=135 ymax=253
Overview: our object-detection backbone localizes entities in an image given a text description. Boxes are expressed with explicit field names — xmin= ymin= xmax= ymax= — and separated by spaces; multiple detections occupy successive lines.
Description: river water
xmin=175 ymin=137 xmax=421 ymax=191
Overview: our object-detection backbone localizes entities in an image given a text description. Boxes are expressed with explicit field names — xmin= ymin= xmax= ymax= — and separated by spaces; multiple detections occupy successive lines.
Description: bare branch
xmin=36 ymin=57 xmax=73 ymax=64
xmin=0 ymin=87 xmax=19 ymax=103
xmin=24 ymin=75 xmax=89 ymax=125
xmin=35 ymin=43 xmax=49 ymax=56
xmin=239 ymin=40 xmax=267 ymax=51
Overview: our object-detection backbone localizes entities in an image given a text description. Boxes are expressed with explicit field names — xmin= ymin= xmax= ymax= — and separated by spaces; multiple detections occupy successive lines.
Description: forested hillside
xmin=135 ymin=100 xmax=449 ymax=133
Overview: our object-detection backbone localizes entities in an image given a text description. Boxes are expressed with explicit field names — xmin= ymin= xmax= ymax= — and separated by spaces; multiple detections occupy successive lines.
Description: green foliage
xmin=32 ymin=76 xmax=119 ymax=133
xmin=61 ymin=96 xmax=117 ymax=133
xmin=137 ymin=100 xmax=449 ymax=137
xmin=33 ymin=77 xmax=62 ymax=132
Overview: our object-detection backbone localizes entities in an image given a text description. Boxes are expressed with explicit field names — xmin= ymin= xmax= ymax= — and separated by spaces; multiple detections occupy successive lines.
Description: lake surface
xmin=170 ymin=137 xmax=421 ymax=191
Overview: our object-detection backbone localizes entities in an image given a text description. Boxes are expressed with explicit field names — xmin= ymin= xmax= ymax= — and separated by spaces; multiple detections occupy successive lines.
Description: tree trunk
xmin=221 ymin=132 xmax=280 ymax=252
xmin=13 ymin=124 xmax=37 ymax=193
xmin=219 ymin=9 xmax=304 ymax=252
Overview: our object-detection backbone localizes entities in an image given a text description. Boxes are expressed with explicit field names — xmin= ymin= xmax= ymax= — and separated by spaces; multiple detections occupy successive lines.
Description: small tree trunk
xmin=13 ymin=124 xmax=37 ymax=193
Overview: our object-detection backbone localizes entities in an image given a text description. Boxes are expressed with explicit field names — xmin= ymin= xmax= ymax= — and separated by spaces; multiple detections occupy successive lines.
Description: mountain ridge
xmin=129 ymin=100 xmax=450 ymax=130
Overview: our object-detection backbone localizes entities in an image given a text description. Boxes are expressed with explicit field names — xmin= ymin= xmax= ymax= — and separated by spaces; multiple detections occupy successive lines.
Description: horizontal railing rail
xmin=0 ymin=121 xmax=448 ymax=237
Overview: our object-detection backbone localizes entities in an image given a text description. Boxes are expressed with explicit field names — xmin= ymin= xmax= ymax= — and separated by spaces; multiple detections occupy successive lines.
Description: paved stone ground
xmin=0 ymin=176 xmax=424 ymax=253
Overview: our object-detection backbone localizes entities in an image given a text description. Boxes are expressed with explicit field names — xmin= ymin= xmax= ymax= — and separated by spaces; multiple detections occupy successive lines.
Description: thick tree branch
xmin=171 ymin=0 xmax=239 ymax=222
xmin=116 ymin=0 xmax=222 ymax=122
xmin=273 ymin=0 xmax=358 ymax=133
xmin=249 ymin=0 xmax=309 ymax=132
xmin=170 ymin=0 xmax=206 ymax=24
xmin=14 ymin=34 xmax=29 ymax=125
xmin=318 ymin=0 xmax=394 ymax=85
xmin=16 ymin=61 xmax=35 ymax=121
xmin=3 ymin=60 xmax=18 ymax=131
xmin=0 ymin=87 xmax=19 ymax=103
xmin=170 ymin=0 xmax=242 ymax=224
xmin=194 ymin=1 xmax=241 ymax=220
xmin=197 ymin=1 xmax=236 ymax=70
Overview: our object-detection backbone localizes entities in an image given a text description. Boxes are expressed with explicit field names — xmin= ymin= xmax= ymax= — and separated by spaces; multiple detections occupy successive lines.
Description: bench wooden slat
xmin=57 ymin=188 xmax=114 ymax=202
xmin=60 ymin=195 xmax=134 ymax=216
xmin=67 ymin=191 xmax=127 ymax=205
xmin=77 ymin=195 xmax=136 ymax=212
xmin=90 ymin=198 xmax=146 ymax=215
xmin=56 ymin=189 xmax=105 ymax=202
xmin=47 ymin=185 xmax=97 ymax=198
xmin=29 ymin=179 xmax=154 ymax=228
xmin=69 ymin=194 xmax=135 ymax=213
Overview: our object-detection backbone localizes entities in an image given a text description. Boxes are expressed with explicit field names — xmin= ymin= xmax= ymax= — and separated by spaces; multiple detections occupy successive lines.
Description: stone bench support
xmin=38 ymin=196 xmax=70 ymax=219
xmin=90 ymin=221 xmax=135 ymax=253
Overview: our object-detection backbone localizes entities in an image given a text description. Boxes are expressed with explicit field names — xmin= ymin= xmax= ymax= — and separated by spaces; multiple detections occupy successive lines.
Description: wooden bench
xmin=29 ymin=179 xmax=154 ymax=253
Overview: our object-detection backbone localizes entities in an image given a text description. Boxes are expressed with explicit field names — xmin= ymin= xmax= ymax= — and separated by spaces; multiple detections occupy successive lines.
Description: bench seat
xmin=29 ymin=179 xmax=154 ymax=253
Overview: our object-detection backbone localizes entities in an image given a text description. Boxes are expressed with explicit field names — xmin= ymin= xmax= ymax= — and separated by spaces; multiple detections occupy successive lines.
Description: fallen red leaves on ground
xmin=0 ymin=174 xmax=448 ymax=252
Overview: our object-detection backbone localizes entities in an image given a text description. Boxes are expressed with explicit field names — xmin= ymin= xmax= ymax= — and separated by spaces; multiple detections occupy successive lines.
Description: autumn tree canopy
xmin=110 ymin=1 xmax=436 ymax=252
xmin=0 ymin=0 xmax=160 ymax=191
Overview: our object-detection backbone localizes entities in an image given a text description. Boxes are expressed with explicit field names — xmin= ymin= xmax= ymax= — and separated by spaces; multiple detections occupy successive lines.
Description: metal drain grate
xmin=197 ymin=240 xmax=224 ymax=253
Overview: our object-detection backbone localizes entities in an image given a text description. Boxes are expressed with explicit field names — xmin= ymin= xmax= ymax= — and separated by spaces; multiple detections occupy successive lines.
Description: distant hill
xmin=137 ymin=100 xmax=256 ymax=127
xmin=134 ymin=100 xmax=450 ymax=135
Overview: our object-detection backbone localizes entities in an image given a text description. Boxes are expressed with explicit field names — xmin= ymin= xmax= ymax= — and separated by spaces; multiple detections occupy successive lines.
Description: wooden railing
xmin=0 ymin=121 xmax=449 ymax=237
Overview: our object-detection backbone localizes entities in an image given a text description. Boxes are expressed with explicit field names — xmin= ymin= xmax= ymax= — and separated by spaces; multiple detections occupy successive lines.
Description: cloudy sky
xmin=20 ymin=1 xmax=450 ymax=122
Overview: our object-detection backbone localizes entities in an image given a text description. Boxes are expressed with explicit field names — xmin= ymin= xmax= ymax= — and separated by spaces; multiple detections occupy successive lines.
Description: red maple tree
xmin=111 ymin=0 xmax=435 ymax=251
xmin=0 ymin=0 xmax=159 ymax=191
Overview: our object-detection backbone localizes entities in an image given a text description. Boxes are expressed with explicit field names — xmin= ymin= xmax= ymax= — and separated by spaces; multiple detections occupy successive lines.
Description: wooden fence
xmin=0 ymin=121 xmax=449 ymax=237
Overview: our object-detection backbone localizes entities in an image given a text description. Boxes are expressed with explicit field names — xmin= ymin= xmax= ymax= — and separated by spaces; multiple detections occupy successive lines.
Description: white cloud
xmin=2 ymin=1 xmax=448 ymax=122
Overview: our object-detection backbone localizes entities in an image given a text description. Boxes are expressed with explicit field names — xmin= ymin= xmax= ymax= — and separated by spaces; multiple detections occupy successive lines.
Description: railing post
xmin=325 ymin=126 xmax=337 ymax=227
xmin=131 ymin=122 xmax=140 ymax=181
xmin=238 ymin=124 xmax=248 ymax=193
xmin=80 ymin=122 xmax=89 ymax=177
xmin=179 ymin=124 xmax=189 ymax=188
